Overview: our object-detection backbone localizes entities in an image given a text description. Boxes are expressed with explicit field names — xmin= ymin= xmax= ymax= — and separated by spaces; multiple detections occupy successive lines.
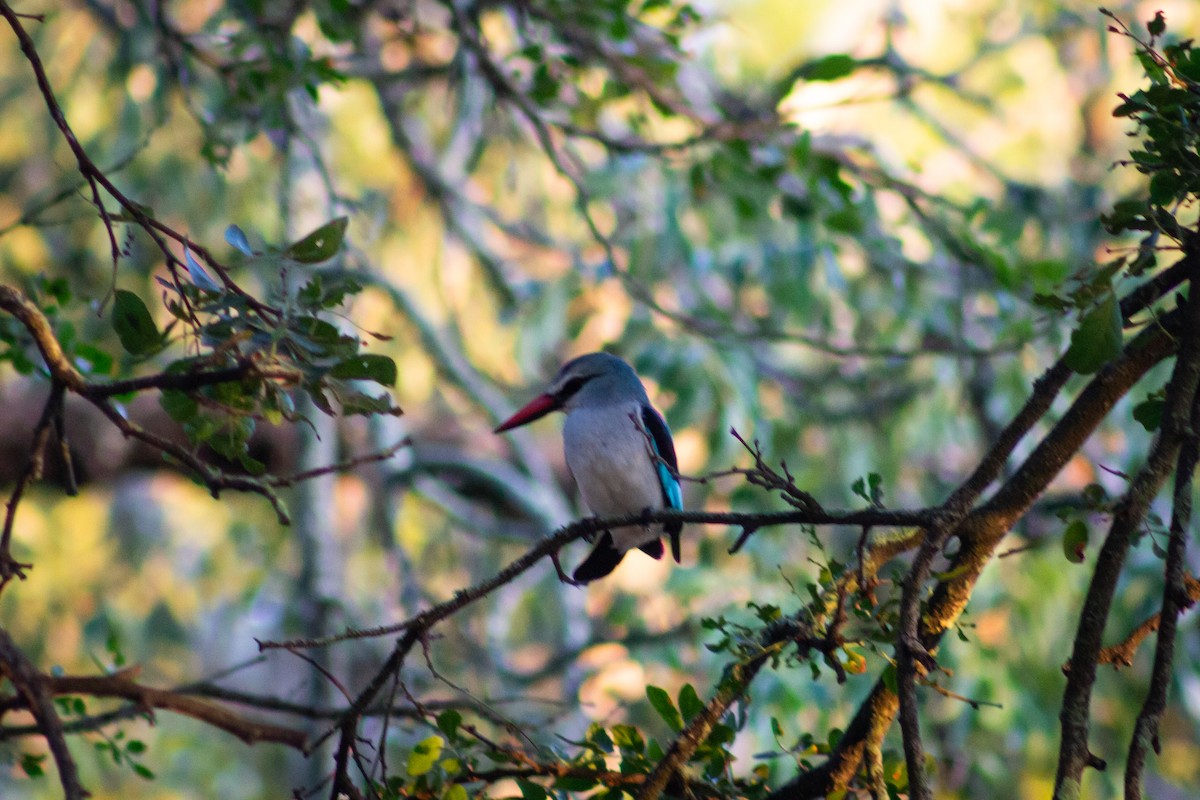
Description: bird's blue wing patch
xmin=641 ymin=406 xmax=683 ymax=511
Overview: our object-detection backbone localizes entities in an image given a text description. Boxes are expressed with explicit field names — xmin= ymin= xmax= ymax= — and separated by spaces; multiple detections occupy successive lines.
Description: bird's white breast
xmin=563 ymin=404 xmax=664 ymax=553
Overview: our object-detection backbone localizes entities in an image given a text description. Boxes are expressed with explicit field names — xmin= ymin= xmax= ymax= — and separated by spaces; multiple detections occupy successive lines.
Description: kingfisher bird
xmin=494 ymin=352 xmax=684 ymax=583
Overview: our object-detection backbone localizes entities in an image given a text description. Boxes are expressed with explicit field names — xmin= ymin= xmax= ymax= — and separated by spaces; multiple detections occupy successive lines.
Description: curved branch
xmin=1124 ymin=393 xmax=1200 ymax=798
xmin=1055 ymin=263 xmax=1200 ymax=796
xmin=0 ymin=286 xmax=85 ymax=391
xmin=40 ymin=672 xmax=308 ymax=751
xmin=0 ymin=380 xmax=62 ymax=584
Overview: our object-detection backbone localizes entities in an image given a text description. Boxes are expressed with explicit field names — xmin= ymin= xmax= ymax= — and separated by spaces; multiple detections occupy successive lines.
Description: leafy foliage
xmin=1 ymin=2 xmax=1199 ymax=800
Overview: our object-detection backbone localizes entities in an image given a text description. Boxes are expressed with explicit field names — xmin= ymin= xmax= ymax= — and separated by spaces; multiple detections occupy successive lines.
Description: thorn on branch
xmin=728 ymin=525 xmax=759 ymax=553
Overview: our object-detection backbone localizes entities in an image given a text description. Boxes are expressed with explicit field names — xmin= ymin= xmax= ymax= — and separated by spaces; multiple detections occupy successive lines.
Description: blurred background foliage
xmin=0 ymin=0 xmax=1198 ymax=797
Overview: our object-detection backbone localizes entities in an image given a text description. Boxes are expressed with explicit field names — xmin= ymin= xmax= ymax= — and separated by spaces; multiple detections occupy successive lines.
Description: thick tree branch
xmin=823 ymin=264 xmax=1190 ymax=796
xmin=771 ymin=299 xmax=1181 ymax=798
xmin=34 ymin=671 xmax=309 ymax=751
xmin=1124 ymin=393 xmax=1200 ymax=798
xmin=1055 ymin=267 xmax=1200 ymax=798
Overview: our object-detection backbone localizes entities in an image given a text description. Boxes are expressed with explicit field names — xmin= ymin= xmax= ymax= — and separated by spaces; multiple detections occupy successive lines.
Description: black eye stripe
xmin=557 ymin=375 xmax=592 ymax=400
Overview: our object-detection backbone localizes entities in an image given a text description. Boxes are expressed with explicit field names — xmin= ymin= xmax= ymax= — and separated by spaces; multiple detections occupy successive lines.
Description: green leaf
xmin=530 ymin=63 xmax=559 ymax=104
xmin=1064 ymin=291 xmax=1122 ymax=374
xmin=585 ymin=723 xmax=614 ymax=753
xmin=287 ymin=316 xmax=359 ymax=360
xmin=160 ymin=390 xmax=198 ymax=424
xmin=285 ymin=217 xmax=348 ymax=263
xmin=111 ymin=290 xmax=162 ymax=356
xmin=824 ymin=207 xmax=862 ymax=234
xmin=1149 ymin=171 xmax=1186 ymax=206
xmin=436 ymin=709 xmax=462 ymax=741
xmin=297 ymin=274 xmax=362 ymax=309
xmin=611 ymin=724 xmax=645 ymax=753
xmin=74 ymin=343 xmax=114 ymax=376
xmin=553 ymin=775 xmax=598 ymax=792
xmin=516 ymin=778 xmax=548 ymax=800
xmin=1133 ymin=397 xmax=1164 ymax=431
xmin=20 ymin=753 xmax=46 ymax=778
xmin=646 ymin=685 xmax=683 ymax=732
xmin=330 ymin=354 xmax=397 ymax=386
xmin=803 ymin=54 xmax=856 ymax=82
xmin=678 ymin=683 xmax=703 ymax=722
xmin=1147 ymin=11 xmax=1165 ymax=37
xmin=407 ymin=735 xmax=443 ymax=777
xmin=1063 ymin=520 xmax=1089 ymax=563
xmin=132 ymin=763 xmax=156 ymax=780
xmin=443 ymin=785 xmax=468 ymax=800
xmin=881 ymin=664 xmax=898 ymax=694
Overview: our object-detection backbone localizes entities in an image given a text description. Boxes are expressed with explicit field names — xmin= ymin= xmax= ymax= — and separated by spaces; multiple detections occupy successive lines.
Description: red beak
xmin=494 ymin=393 xmax=560 ymax=433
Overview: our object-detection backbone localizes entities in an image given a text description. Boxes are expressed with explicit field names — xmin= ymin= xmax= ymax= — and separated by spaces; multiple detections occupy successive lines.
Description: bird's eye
xmin=558 ymin=375 xmax=590 ymax=399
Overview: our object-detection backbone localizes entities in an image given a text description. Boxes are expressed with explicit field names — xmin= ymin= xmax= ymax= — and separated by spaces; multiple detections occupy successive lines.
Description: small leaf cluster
xmin=377 ymin=700 xmax=764 ymax=800
xmin=704 ymin=526 xmax=900 ymax=682
xmin=851 ymin=473 xmax=884 ymax=507
xmin=376 ymin=711 xmax=467 ymax=799
xmin=188 ymin=10 xmax=350 ymax=165
xmin=92 ymin=727 xmax=154 ymax=782
xmin=1032 ymin=15 xmax=1200 ymax=377
xmin=1110 ymin=11 xmax=1200 ymax=212
xmin=758 ymin=714 xmax=912 ymax=798
xmin=512 ymin=0 xmax=699 ymax=120
xmin=50 ymin=695 xmax=154 ymax=781
xmin=1032 ymin=256 xmax=1126 ymax=374
xmin=645 ymin=683 xmax=755 ymax=789
xmin=109 ymin=217 xmax=398 ymax=472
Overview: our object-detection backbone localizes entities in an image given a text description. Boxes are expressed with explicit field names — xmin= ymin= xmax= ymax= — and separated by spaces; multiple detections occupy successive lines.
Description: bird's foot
xmin=550 ymin=551 xmax=580 ymax=587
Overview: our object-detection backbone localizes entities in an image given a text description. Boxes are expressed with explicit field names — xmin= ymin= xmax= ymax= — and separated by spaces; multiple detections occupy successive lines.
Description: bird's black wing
xmin=641 ymin=405 xmax=683 ymax=562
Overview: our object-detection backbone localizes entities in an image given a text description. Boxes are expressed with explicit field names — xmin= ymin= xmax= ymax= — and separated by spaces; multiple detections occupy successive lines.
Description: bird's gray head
xmin=547 ymin=352 xmax=649 ymax=411
xmin=493 ymin=352 xmax=649 ymax=433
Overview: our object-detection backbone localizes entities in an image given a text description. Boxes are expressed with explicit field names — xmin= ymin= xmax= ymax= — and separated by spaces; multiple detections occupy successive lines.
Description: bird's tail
xmin=573 ymin=532 xmax=625 ymax=583
xmin=665 ymin=520 xmax=682 ymax=563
